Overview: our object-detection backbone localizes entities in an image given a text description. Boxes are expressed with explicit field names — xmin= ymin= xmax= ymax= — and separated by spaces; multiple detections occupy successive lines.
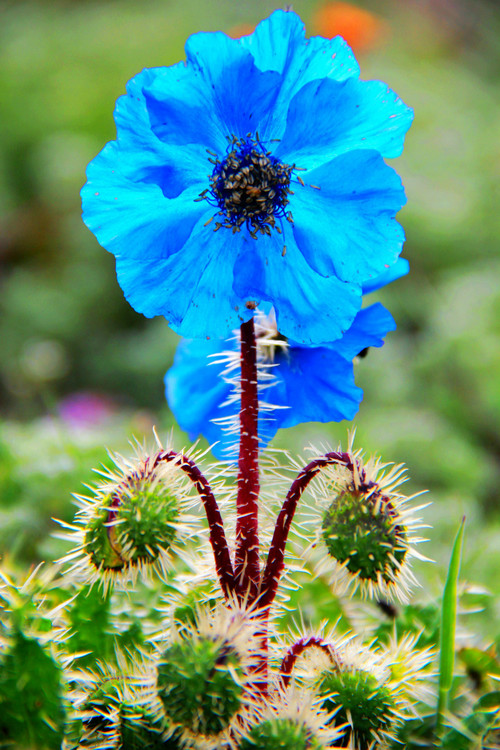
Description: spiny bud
xmin=239 ymin=718 xmax=324 ymax=750
xmin=84 ymin=479 xmax=180 ymax=572
xmin=156 ymin=605 xmax=260 ymax=744
xmin=314 ymin=443 xmax=428 ymax=602
xmin=157 ymin=635 xmax=243 ymax=737
xmin=317 ymin=666 xmax=398 ymax=750
xmin=71 ymin=655 xmax=184 ymax=750
xmin=238 ymin=690 xmax=341 ymax=750
xmin=322 ymin=487 xmax=407 ymax=586
xmin=58 ymin=442 xmax=200 ymax=589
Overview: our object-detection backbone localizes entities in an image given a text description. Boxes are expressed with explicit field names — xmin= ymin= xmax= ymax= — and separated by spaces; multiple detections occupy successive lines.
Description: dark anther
xmin=200 ymin=135 xmax=295 ymax=239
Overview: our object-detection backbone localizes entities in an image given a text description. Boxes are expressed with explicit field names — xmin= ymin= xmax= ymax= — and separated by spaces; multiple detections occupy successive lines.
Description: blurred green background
xmin=1 ymin=0 xmax=500 ymax=634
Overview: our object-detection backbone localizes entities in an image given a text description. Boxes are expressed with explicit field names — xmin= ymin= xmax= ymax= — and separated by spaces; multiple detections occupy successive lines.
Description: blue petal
xmin=166 ymin=337 xmax=274 ymax=460
xmin=276 ymin=75 xmax=413 ymax=168
xmin=112 ymin=65 xmax=210 ymax=196
xmin=81 ymin=142 xmax=210 ymax=262
xmin=233 ymin=232 xmax=361 ymax=345
xmin=275 ymin=347 xmax=362 ymax=428
xmin=290 ymin=150 xmax=406 ymax=282
xmin=145 ymin=33 xmax=283 ymax=148
xmin=239 ymin=11 xmax=360 ymax=141
xmin=165 ymin=338 xmax=235 ymax=451
xmin=166 ymin=298 xmax=395 ymax=454
xmin=115 ymin=220 xmax=255 ymax=334
xmin=141 ymin=61 xmax=226 ymax=154
xmin=240 ymin=10 xmax=359 ymax=86
xmin=362 ymin=257 xmax=409 ymax=294
xmin=325 ymin=302 xmax=396 ymax=360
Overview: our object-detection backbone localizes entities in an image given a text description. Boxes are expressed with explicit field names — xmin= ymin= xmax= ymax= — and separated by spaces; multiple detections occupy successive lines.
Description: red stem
xmin=108 ymin=449 xmax=236 ymax=599
xmin=259 ymin=451 xmax=358 ymax=608
xmin=279 ymin=635 xmax=340 ymax=688
xmin=234 ymin=317 xmax=261 ymax=601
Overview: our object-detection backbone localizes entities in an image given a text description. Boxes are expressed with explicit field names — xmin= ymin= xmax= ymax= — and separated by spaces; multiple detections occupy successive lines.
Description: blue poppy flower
xmin=165 ymin=299 xmax=397 ymax=460
xmin=81 ymin=10 xmax=412 ymax=345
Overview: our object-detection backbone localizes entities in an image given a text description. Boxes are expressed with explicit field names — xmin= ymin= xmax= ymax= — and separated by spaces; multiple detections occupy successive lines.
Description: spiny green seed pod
xmin=0 ymin=631 xmax=65 ymax=749
xmin=157 ymin=635 xmax=243 ymax=737
xmin=84 ymin=481 xmax=180 ymax=571
xmin=315 ymin=445 xmax=427 ymax=602
xmin=322 ymin=488 xmax=407 ymax=584
xmin=59 ymin=445 xmax=200 ymax=588
xmin=78 ymin=674 xmax=185 ymax=750
xmin=318 ymin=667 xmax=397 ymax=750
xmin=239 ymin=718 xmax=324 ymax=750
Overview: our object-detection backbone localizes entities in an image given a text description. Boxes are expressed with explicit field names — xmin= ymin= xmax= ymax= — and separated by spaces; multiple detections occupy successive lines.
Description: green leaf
xmin=0 ymin=631 xmax=65 ymax=749
xmin=437 ymin=516 xmax=466 ymax=734
xmin=66 ymin=583 xmax=113 ymax=667
xmin=474 ymin=692 xmax=500 ymax=713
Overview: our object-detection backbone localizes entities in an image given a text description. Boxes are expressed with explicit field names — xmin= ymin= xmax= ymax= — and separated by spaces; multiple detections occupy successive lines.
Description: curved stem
xmin=108 ymin=449 xmax=236 ymax=598
xmin=259 ymin=451 xmax=358 ymax=609
xmin=235 ymin=317 xmax=261 ymax=601
xmin=280 ymin=636 xmax=340 ymax=689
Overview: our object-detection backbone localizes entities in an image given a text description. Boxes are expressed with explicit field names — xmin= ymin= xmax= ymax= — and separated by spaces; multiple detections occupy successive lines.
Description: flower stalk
xmin=235 ymin=317 xmax=261 ymax=601
xmin=280 ymin=636 xmax=339 ymax=689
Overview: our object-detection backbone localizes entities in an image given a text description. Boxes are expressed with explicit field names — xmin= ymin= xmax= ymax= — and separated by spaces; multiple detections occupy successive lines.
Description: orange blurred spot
xmin=312 ymin=2 xmax=388 ymax=52
xmin=227 ymin=23 xmax=256 ymax=39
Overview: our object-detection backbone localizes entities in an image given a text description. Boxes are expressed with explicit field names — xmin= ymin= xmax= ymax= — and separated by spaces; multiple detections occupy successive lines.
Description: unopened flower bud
xmin=157 ymin=635 xmax=243 ymax=737
xmin=315 ymin=444 xmax=428 ymax=602
xmin=239 ymin=718 xmax=324 ymax=749
xmin=84 ymin=480 xmax=180 ymax=572
xmin=58 ymin=443 xmax=200 ymax=588
xmin=317 ymin=665 xmax=397 ymax=750
xmin=322 ymin=487 xmax=407 ymax=586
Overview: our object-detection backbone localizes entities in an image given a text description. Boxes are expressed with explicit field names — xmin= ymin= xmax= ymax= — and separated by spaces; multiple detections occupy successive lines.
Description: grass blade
xmin=436 ymin=515 xmax=466 ymax=736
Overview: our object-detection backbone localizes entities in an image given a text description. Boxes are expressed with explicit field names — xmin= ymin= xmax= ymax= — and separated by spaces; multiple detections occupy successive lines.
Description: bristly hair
xmin=207 ymin=309 xmax=291 ymax=461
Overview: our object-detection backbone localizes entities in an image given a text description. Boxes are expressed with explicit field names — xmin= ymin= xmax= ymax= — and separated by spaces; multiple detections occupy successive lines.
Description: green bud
xmin=239 ymin=718 xmax=323 ymax=750
xmin=318 ymin=668 xmax=396 ymax=750
xmin=79 ymin=677 xmax=185 ymax=750
xmin=84 ymin=505 xmax=125 ymax=570
xmin=84 ymin=481 xmax=180 ymax=572
xmin=157 ymin=635 xmax=243 ymax=736
xmin=322 ymin=489 xmax=407 ymax=584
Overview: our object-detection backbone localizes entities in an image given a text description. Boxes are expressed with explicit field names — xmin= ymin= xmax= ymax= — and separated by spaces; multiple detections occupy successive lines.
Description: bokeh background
xmin=1 ymin=0 xmax=500 ymax=635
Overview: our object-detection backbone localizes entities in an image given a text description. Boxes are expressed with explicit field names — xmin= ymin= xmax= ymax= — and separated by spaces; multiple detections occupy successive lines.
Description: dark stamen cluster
xmin=200 ymin=135 xmax=295 ymax=239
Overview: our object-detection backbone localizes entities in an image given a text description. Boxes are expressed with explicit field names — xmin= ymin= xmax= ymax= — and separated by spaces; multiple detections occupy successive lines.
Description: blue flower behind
xmin=165 ymin=293 xmax=400 ymax=460
xmin=81 ymin=10 xmax=412 ymax=346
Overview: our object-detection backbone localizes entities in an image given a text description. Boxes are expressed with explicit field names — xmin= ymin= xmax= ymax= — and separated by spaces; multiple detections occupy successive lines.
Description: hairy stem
xmin=280 ymin=636 xmax=339 ymax=688
xmin=259 ymin=451 xmax=357 ymax=608
xmin=235 ymin=317 xmax=261 ymax=601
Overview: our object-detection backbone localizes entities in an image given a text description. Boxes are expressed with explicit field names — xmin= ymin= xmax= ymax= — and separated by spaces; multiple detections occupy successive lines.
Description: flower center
xmin=203 ymin=135 xmax=295 ymax=239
